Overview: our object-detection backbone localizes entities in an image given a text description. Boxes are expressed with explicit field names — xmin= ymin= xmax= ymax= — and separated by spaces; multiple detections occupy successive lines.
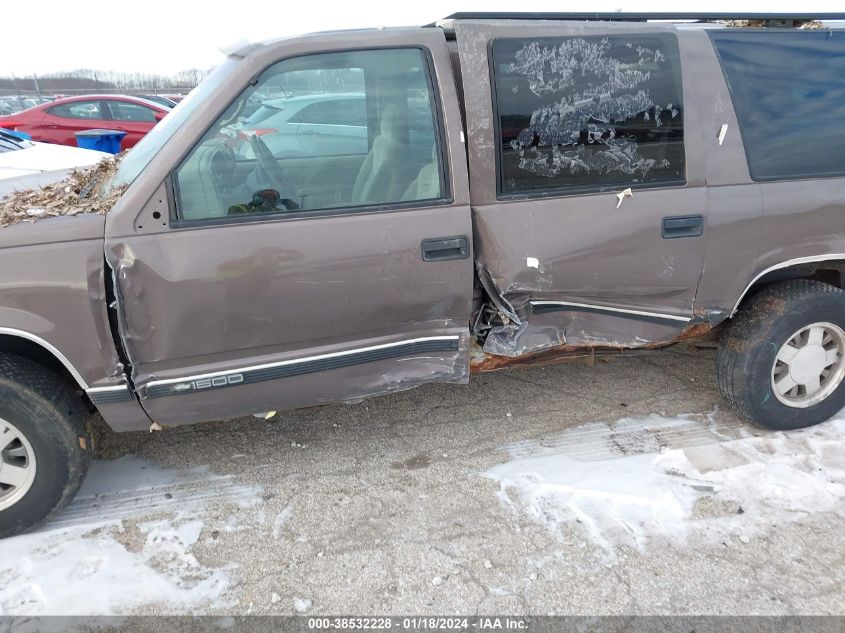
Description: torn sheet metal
xmin=472 ymin=308 xmax=718 ymax=373
xmin=473 ymin=250 xmax=692 ymax=358
xmin=473 ymin=261 xmax=555 ymax=357
xmin=483 ymin=319 xmax=566 ymax=358
xmin=475 ymin=262 xmax=521 ymax=325
xmin=479 ymin=303 xmax=690 ymax=358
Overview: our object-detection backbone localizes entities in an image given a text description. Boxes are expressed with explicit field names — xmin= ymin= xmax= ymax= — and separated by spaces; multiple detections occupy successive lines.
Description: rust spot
xmin=471 ymin=309 xmax=732 ymax=374
xmin=678 ymin=321 xmax=713 ymax=340
xmin=470 ymin=341 xmax=666 ymax=373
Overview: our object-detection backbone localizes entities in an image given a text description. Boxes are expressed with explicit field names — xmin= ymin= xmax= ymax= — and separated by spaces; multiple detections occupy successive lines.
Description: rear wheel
xmin=0 ymin=354 xmax=92 ymax=538
xmin=717 ymin=280 xmax=845 ymax=430
xmin=0 ymin=418 xmax=38 ymax=512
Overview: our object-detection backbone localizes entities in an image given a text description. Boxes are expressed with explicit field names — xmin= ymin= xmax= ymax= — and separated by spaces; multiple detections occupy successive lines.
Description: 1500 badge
xmin=170 ymin=373 xmax=244 ymax=393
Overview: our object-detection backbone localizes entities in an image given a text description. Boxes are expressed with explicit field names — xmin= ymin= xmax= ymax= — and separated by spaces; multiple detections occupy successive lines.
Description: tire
xmin=0 ymin=354 xmax=92 ymax=538
xmin=717 ymin=279 xmax=845 ymax=430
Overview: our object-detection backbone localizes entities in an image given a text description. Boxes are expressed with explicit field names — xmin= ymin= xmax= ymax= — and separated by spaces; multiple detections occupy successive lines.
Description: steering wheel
xmin=248 ymin=133 xmax=294 ymax=202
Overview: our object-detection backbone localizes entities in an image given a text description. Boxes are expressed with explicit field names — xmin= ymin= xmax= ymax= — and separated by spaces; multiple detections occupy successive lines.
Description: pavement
xmin=10 ymin=347 xmax=845 ymax=615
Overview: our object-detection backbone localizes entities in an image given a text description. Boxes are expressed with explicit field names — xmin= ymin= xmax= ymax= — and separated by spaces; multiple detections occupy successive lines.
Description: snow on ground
xmin=0 ymin=456 xmax=262 ymax=615
xmin=4 ymin=404 xmax=845 ymax=615
xmin=486 ymin=411 xmax=845 ymax=556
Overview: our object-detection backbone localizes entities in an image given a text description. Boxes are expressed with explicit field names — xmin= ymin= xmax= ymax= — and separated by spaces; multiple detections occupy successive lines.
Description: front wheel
xmin=0 ymin=354 xmax=92 ymax=538
xmin=717 ymin=280 xmax=845 ymax=430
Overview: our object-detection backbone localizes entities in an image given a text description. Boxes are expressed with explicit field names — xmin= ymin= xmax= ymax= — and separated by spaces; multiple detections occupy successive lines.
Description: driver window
xmin=174 ymin=48 xmax=446 ymax=222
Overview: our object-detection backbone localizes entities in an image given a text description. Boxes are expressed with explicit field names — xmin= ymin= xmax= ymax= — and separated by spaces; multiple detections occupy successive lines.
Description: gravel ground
xmin=68 ymin=346 xmax=844 ymax=616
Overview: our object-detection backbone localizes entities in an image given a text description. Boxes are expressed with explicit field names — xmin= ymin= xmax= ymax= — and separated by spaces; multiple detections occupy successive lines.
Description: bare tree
xmin=0 ymin=67 xmax=214 ymax=97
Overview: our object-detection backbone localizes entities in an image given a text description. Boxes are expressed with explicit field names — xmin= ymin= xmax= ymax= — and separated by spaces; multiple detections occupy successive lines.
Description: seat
xmin=402 ymin=144 xmax=441 ymax=202
xmin=351 ymin=104 xmax=411 ymax=205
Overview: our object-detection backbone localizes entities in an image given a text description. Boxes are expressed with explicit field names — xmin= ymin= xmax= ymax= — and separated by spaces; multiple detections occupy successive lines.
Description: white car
xmin=236 ymin=92 xmax=434 ymax=159
xmin=0 ymin=130 xmax=109 ymax=198
xmin=237 ymin=93 xmax=369 ymax=157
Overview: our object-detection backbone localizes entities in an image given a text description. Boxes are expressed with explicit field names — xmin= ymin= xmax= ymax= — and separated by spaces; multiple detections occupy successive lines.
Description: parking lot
xmin=3 ymin=347 xmax=843 ymax=616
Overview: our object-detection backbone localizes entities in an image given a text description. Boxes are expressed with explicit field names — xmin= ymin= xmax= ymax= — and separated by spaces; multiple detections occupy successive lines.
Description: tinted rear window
xmin=709 ymin=30 xmax=845 ymax=181
xmin=491 ymin=34 xmax=685 ymax=197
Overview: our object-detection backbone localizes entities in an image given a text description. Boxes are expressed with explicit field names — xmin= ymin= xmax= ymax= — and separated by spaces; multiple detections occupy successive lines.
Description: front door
xmin=104 ymin=31 xmax=473 ymax=426
xmin=457 ymin=21 xmax=707 ymax=354
xmin=104 ymin=100 xmax=160 ymax=149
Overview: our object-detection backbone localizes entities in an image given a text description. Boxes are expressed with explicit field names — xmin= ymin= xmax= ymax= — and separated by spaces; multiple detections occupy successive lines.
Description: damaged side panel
xmin=0 ymin=215 xmax=150 ymax=431
xmin=106 ymin=178 xmax=474 ymax=428
xmin=99 ymin=27 xmax=475 ymax=428
xmin=458 ymin=21 xmax=710 ymax=365
xmin=122 ymin=331 xmax=470 ymax=428
xmin=468 ymin=184 xmax=707 ymax=361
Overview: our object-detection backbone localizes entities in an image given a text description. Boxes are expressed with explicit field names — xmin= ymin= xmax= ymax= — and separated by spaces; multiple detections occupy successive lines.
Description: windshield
xmin=103 ymin=57 xmax=241 ymax=194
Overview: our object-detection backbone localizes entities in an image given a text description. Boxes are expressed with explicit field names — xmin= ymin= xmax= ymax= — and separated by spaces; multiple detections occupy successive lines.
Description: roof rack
xmin=435 ymin=12 xmax=845 ymax=24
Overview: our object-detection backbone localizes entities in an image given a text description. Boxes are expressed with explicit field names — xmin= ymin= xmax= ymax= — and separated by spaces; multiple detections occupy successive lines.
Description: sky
xmin=2 ymin=0 xmax=842 ymax=76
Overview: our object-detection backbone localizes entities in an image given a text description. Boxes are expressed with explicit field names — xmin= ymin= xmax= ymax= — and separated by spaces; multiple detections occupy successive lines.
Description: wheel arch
xmin=0 ymin=328 xmax=89 ymax=393
xmin=730 ymin=255 xmax=845 ymax=318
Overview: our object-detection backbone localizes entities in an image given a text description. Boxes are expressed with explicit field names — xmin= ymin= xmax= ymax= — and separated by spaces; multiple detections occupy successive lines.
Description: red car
xmin=0 ymin=95 xmax=170 ymax=150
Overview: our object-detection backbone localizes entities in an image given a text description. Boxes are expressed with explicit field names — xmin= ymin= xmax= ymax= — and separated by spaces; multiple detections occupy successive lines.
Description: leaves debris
xmin=0 ymin=154 xmax=127 ymax=229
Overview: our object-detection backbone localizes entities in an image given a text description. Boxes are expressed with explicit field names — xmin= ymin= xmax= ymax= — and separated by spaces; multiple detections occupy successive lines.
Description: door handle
xmin=662 ymin=215 xmax=703 ymax=239
xmin=421 ymin=236 xmax=469 ymax=261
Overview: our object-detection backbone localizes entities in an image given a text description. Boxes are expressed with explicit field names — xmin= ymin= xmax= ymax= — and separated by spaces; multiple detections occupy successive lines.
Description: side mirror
xmin=154 ymin=111 xmax=166 ymax=122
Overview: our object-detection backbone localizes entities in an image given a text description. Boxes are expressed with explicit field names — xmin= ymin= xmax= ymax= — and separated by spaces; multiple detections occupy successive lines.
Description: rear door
xmin=104 ymin=28 xmax=473 ymax=426
xmin=456 ymin=21 xmax=707 ymax=355
xmin=42 ymin=99 xmax=109 ymax=145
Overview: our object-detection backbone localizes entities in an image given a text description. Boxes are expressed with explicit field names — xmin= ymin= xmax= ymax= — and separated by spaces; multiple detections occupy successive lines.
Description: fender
xmin=0 ymin=326 xmax=89 ymax=389
xmin=731 ymin=254 xmax=845 ymax=317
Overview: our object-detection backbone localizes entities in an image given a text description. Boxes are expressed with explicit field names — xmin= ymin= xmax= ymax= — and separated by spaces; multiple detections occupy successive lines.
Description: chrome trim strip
xmin=0 ymin=327 xmax=89 ymax=389
xmin=86 ymin=385 xmax=128 ymax=394
xmin=86 ymin=384 xmax=135 ymax=404
xmin=145 ymin=335 xmax=462 ymax=388
xmin=731 ymin=254 xmax=845 ymax=317
xmin=530 ymin=300 xmax=691 ymax=323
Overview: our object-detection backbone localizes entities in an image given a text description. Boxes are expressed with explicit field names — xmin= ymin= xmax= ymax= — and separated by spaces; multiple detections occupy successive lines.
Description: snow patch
xmin=0 ymin=519 xmax=231 ymax=615
xmin=485 ymin=413 xmax=845 ymax=556
xmin=0 ymin=456 xmax=263 ymax=615
xmin=294 ymin=598 xmax=312 ymax=613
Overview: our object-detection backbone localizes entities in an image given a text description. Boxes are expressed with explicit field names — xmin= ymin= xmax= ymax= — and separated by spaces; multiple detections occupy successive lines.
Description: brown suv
xmin=2 ymin=12 xmax=845 ymax=537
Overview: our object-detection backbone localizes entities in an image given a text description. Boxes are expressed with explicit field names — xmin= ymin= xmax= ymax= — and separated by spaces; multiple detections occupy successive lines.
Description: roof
xmin=46 ymin=94 xmax=170 ymax=110
xmin=435 ymin=12 xmax=845 ymax=24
